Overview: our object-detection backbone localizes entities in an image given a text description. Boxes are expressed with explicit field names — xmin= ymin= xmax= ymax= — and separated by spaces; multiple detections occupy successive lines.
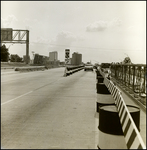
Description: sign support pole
xmin=26 ymin=30 xmax=29 ymax=64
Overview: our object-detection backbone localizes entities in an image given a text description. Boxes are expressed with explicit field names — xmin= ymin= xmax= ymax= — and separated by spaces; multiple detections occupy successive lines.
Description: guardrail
xmin=64 ymin=65 xmax=84 ymax=76
xmin=110 ymin=64 xmax=146 ymax=106
xmin=14 ymin=66 xmax=46 ymax=72
xmin=98 ymin=68 xmax=146 ymax=149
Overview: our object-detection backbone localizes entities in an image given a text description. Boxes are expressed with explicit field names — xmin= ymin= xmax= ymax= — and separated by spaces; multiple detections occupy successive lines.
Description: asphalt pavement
xmin=1 ymin=68 xmax=146 ymax=149
xmin=1 ymin=68 xmax=99 ymax=149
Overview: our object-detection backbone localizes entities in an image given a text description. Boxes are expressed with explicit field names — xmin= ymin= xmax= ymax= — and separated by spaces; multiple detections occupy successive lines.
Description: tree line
xmin=1 ymin=44 xmax=23 ymax=62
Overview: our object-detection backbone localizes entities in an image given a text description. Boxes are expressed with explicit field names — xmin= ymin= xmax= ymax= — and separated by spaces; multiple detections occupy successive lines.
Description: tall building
xmin=49 ymin=51 xmax=58 ymax=61
xmin=33 ymin=54 xmax=49 ymax=65
xmin=71 ymin=52 xmax=82 ymax=65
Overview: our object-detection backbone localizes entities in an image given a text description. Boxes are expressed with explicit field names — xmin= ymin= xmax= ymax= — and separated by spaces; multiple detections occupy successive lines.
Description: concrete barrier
xmin=96 ymin=80 xmax=113 ymax=112
xmin=96 ymin=94 xmax=115 ymax=112
xmin=98 ymin=105 xmax=140 ymax=149
xmin=96 ymin=69 xmax=102 ymax=77
xmin=97 ymin=76 xmax=104 ymax=83
xmin=103 ymin=78 xmax=146 ymax=149
xmin=96 ymin=83 xmax=110 ymax=94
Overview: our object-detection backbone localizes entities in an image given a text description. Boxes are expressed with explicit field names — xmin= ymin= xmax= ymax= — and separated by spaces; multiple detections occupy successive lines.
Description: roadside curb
xmin=1 ymin=67 xmax=15 ymax=69
xmin=14 ymin=66 xmax=46 ymax=72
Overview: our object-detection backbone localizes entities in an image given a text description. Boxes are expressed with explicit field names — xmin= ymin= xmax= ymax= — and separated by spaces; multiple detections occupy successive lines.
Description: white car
xmin=84 ymin=64 xmax=93 ymax=71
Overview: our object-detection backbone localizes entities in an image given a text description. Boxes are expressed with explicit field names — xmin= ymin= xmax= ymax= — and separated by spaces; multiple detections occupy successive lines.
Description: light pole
xmin=8 ymin=43 xmax=13 ymax=62
xmin=8 ymin=43 xmax=13 ymax=49
xmin=124 ymin=53 xmax=129 ymax=57
xmin=32 ymin=51 xmax=35 ymax=64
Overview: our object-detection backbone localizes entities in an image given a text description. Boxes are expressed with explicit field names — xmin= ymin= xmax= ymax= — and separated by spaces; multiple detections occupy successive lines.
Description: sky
xmin=1 ymin=1 xmax=146 ymax=64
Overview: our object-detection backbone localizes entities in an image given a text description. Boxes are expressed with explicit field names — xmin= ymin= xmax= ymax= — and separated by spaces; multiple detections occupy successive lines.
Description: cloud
xmin=86 ymin=18 xmax=122 ymax=32
xmin=1 ymin=14 xmax=18 ymax=28
xmin=48 ymin=31 xmax=82 ymax=50
xmin=86 ymin=20 xmax=108 ymax=32
xmin=36 ymin=37 xmax=49 ymax=43
xmin=53 ymin=31 xmax=77 ymax=46
xmin=32 ymin=36 xmax=50 ymax=44
xmin=23 ymin=18 xmax=39 ymax=30
xmin=108 ymin=18 xmax=122 ymax=27
xmin=32 ymin=31 xmax=77 ymax=45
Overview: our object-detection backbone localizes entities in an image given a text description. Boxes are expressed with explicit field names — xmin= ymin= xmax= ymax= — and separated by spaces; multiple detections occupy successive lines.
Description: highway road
xmin=1 ymin=68 xmax=98 ymax=149
xmin=1 ymin=67 xmax=146 ymax=149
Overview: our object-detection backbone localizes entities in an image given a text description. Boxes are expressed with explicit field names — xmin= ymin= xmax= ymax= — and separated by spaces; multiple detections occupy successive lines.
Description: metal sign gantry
xmin=1 ymin=28 xmax=29 ymax=64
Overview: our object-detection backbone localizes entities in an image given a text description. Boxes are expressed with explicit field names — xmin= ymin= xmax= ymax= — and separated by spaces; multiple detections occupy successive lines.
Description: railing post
xmin=133 ymin=65 xmax=135 ymax=92
xmin=139 ymin=66 xmax=141 ymax=97
xmin=122 ymin=65 xmax=124 ymax=85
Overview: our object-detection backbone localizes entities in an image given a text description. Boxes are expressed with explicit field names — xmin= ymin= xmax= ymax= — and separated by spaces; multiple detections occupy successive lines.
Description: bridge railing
xmin=110 ymin=64 xmax=146 ymax=106
xmin=98 ymin=68 xmax=146 ymax=149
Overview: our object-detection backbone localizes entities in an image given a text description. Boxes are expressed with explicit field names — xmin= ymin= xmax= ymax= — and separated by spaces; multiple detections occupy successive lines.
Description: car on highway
xmin=84 ymin=64 xmax=93 ymax=71
xmin=100 ymin=63 xmax=111 ymax=78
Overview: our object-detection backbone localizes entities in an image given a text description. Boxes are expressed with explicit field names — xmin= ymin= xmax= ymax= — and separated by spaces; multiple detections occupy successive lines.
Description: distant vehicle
xmin=84 ymin=64 xmax=93 ymax=71
xmin=100 ymin=63 xmax=111 ymax=69
xmin=100 ymin=63 xmax=111 ymax=78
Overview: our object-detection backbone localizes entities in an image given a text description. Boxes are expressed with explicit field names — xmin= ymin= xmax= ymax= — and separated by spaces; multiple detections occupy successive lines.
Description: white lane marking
xmin=1 ymin=91 xmax=33 ymax=106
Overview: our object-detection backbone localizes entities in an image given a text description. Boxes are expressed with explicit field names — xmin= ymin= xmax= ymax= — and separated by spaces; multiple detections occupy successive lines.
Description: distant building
xmin=33 ymin=54 xmax=49 ymax=65
xmin=49 ymin=51 xmax=58 ymax=61
xmin=71 ymin=52 xmax=82 ymax=65
xmin=23 ymin=55 xmax=30 ymax=63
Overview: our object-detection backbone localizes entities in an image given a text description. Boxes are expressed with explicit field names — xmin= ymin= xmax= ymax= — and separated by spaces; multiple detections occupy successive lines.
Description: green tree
xmin=1 ymin=44 xmax=10 ymax=62
xmin=123 ymin=57 xmax=132 ymax=64
xmin=10 ymin=54 xmax=23 ymax=62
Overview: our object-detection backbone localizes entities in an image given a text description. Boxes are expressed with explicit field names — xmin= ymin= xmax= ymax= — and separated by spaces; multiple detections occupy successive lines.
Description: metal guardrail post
xmin=110 ymin=64 xmax=146 ymax=106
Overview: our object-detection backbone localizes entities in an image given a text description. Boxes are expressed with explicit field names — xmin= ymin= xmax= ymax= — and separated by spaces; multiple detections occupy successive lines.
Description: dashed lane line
xmin=1 ymin=91 xmax=33 ymax=106
xmin=1 ymin=78 xmax=62 ymax=106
